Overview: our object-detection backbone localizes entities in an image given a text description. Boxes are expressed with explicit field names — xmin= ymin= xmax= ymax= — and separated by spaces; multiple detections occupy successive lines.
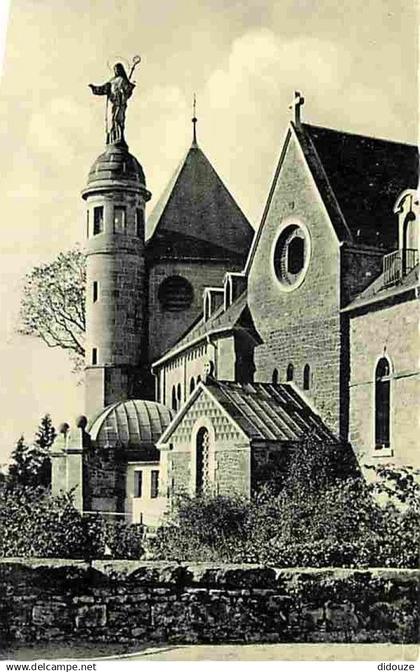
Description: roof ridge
xmin=303 ymin=122 xmax=418 ymax=149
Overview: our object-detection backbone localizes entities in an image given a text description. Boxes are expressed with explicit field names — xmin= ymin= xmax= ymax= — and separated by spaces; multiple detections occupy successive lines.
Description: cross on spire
xmin=289 ymin=91 xmax=305 ymax=125
xmin=192 ymin=93 xmax=198 ymax=146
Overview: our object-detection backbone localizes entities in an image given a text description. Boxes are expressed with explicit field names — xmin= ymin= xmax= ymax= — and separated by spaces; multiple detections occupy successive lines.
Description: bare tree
xmin=19 ymin=247 xmax=86 ymax=371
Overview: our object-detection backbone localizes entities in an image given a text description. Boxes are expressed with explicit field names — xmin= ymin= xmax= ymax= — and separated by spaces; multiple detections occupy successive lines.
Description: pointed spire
xmin=192 ymin=93 xmax=198 ymax=146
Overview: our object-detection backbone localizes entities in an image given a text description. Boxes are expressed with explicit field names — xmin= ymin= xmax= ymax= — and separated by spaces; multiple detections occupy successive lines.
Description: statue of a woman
xmin=89 ymin=62 xmax=136 ymax=146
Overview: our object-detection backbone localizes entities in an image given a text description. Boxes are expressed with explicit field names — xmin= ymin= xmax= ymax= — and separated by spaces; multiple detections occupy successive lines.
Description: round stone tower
xmin=82 ymin=143 xmax=151 ymax=420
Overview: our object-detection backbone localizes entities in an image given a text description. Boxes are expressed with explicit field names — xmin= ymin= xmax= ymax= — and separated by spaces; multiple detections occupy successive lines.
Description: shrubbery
xmin=0 ymin=488 xmax=144 ymax=560
xmin=150 ymin=436 xmax=420 ymax=568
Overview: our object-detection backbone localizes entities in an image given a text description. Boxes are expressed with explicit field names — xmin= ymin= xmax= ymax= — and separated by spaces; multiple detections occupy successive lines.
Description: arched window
xmin=272 ymin=368 xmax=279 ymax=384
xmin=197 ymin=375 xmax=201 ymax=384
xmin=286 ymin=363 xmax=294 ymax=382
xmin=158 ymin=276 xmax=194 ymax=312
xmin=171 ymin=386 xmax=177 ymax=411
xmin=196 ymin=427 xmax=210 ymax=495
xmin=375 ymin=357 xmax=391 ymax=449
xmin=402 ymin=211 xmax=417 ymax=275
xmin=189 ymin=377 xmax=195 ymax=394
xmin=303 ymin=364 xmax=311 ymax=390
xmin=177 ymin=383 xmax=182 ymax=406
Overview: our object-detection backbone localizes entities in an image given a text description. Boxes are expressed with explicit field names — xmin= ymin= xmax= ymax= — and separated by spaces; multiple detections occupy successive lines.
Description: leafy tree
xmin=19 ymin=247 xmax=86 ymax=371
xmin=7 ymin=415 xmax=57 ymax=490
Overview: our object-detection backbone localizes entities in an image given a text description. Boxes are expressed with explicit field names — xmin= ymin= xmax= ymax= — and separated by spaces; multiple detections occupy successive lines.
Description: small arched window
xmin=171 ymin=386 xmax=177 ymax=411
xmin=286 ymin=363 xmax=294 ymax=382
xmin=272 ymin=368 xmax=279 ymax=384
xmin=197 ymin=375 xmax=201 ymax=384
xmin=177 ymin=383 xmax=182 ymax=406
xmin=196 ymin=427 xmax=210 ymax=495
xmin=375 ymin=357 xmax=391 ymax=449
xmin=303 ymin=364 xmax=311 ymax=390
xmin=190 ymin=377 xmax=195 ymax=394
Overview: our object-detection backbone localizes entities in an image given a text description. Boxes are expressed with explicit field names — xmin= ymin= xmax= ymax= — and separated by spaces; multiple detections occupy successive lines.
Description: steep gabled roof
xmin=300 ymin=123 xmax=419 ymax=248
xmin=146 ymin=143 xmax=254 ymax=259
xmin=246 ymin=122 xmax=418 ymax=273
xmin=157 ymin=379 xmax=337 ymax=446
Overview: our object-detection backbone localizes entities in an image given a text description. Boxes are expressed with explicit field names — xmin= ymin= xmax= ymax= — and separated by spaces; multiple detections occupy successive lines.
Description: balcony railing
xmin=383 ymin=248 xmax=419 ymax=287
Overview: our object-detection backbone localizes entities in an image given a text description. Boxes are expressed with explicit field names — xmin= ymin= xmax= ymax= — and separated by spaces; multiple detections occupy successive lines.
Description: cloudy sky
xmin=0 ymin=0 xmax=417 ymax=463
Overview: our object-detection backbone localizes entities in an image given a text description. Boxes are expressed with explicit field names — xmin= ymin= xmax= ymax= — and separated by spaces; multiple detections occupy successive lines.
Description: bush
xmin=150 ymin=494 xmax=251 ymax=562
xmin=0 ymin=488 xmax=145 ymax=560
xmin=148 ymin=436 xmax=420 ymax=568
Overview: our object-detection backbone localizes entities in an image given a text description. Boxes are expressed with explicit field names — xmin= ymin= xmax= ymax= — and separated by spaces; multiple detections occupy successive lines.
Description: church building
xmin=51 ymin=82 xmax=419 ymax=527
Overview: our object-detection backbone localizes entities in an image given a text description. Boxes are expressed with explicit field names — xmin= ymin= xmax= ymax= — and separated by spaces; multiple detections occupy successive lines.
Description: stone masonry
xmin=0 ymin=560 xmax=418 ymax=647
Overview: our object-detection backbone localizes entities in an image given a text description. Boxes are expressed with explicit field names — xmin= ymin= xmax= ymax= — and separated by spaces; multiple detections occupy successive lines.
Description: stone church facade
xmin=52 ymin=92 xmax=419 ymax=527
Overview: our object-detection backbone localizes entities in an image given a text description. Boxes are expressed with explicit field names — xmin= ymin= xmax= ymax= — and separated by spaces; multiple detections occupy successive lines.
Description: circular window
xmin=273 ymin=223 xmax=310 ymax=290
xmin=158 ymin=275 xmax=193 ymax=312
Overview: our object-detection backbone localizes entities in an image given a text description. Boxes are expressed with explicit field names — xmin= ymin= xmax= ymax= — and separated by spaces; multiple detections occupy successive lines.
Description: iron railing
xmin=383 ymin=248 xmax=418 ymax=287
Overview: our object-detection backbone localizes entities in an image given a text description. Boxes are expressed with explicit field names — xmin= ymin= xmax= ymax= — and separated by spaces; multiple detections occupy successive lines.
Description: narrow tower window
xmin=303 ymin=364 xmax=311 ymax=390
xmin=177 ymin=383 xmax=182 ymax=406
xmin=92 ymin=281 xmax=98 ymax=303
xmin=92 ymin=348 xmax=98 ymax=365
xmin=136 ymin=209 xmax=144 ymax=238
xmin=134 ymin=471 xmax=143 ymax=498
xmin=286 ymin=363 xmax=294 ymax=382
xmin=150 ymin=470 xmax=159 ymax=499
xmin=375 ymin=357 xmax=391 ymax=449
xmin=86 ymin=210 xmax=89 ymax=238
xmin=171 ymin=386 xmax=177 ymax=411
xmin=196 ymin=427 xmax=210 ymax=495
xmin=113 ymin=206 xmax=126 ymax=234
xmin=190 ymin=377 xmax=196 ymax=394
xmin=272 ymin=368 xmax=279 ymax=384
xmin=93 ymin=206 xmax=104 ymax=235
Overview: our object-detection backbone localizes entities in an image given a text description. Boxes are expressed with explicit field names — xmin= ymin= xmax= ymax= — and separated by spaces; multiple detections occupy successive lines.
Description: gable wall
xmin=349 ymin=298 xmax=420 ymax=467
xmin=162 ymin=390 xmax=251 ymax=498
xmin=248 ymin=133 xmax=344 ymax=435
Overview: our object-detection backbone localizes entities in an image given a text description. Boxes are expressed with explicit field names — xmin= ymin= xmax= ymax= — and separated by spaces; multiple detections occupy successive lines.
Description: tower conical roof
xmin=146 ymin=143 xmax=253 ymax=260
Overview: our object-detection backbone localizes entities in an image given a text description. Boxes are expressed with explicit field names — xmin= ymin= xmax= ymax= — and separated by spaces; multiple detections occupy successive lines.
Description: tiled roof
xmin=146 ymin=143 xmax=254 ymax=258
xmin=153 ymin=290 xmax=260 ymax=366
xmin=158 ymin=379 xmax=337 ymax=446
xmin=343 ymin=263 xmax=419 ymax=312
xmin=206 ymin=380 xmax=336 ymax=443
xmin=299 ymin=124 xmax=419 ymax=248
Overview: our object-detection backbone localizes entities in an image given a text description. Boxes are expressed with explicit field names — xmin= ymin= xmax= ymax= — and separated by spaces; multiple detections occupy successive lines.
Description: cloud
xmin=193 ymin=28 xmax=402 ymax=223
xmin=28 ymin=96 xmax=94 ymax=166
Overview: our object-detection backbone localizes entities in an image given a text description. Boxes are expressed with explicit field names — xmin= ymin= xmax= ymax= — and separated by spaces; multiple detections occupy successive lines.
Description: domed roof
xmin=88 ymin=399 xmax=174 ymax=450
xmin=82 ymin=144 xmax=149 ymax=197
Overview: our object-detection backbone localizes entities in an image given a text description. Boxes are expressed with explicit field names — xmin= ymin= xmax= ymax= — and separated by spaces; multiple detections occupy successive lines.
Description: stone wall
xmin=247 ymin=132 xmax=345 ymax=436
xmin=349 ymin=298 xmax=420 ymax=467
xmin=0 ymin=560 xmax=418 ymax=646
xmin=147 ymin=259 xmax=241 ymax=363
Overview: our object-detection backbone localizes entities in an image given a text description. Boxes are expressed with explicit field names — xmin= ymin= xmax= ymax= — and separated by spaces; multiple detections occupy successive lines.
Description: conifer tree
xmin=7 ymin=415 xmax=57 ymax=490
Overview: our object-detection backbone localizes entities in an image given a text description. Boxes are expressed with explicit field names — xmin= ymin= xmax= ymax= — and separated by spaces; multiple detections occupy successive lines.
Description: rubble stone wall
xmin=0 ymin=560 xmax=418 ymax=646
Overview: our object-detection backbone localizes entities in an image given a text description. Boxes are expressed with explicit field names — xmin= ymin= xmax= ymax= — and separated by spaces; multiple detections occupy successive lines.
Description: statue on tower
xmin=89 ymin=56 xmax=141 ymax=146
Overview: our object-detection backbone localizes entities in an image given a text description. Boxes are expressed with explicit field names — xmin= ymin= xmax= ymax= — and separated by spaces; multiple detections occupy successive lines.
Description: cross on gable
xmin=289 ymin=91 xmax=305 ymax=125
